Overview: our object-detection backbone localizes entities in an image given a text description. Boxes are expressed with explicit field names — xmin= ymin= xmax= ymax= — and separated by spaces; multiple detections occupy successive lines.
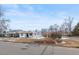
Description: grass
xmin=2 ymin=37 xmax=79 ymax=48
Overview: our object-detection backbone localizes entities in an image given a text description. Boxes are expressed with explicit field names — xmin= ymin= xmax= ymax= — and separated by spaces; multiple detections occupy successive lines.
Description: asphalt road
xmin=0 ymin=41 xmax=79 ymax=55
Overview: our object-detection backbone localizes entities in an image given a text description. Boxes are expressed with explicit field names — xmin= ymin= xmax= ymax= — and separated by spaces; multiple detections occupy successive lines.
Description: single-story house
xmin=32 ymin=30 xmax=45 ymax=39
xmin=8 ymin=30 xmax=33 ymax=38
xmin=7 ymin=30 xmax=45 ymax=39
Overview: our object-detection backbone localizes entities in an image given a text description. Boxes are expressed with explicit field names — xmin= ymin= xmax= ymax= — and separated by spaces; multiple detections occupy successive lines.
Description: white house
xmin=32 ymin=30 xmax=45 ymax=39
xmin=8 ymin=30 xmax=45 ymax=39
xmin=8 ymin=30 xmax=33 ymax=38
xmin=16 ymin=31 xmax=33 ymax=38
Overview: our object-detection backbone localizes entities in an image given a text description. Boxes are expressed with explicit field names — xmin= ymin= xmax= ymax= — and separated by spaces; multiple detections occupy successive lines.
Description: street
xmin=0 ymin=41 xmax=79 ymax=55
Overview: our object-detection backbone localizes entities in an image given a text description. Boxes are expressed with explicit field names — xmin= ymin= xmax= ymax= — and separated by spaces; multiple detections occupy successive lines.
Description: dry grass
xmin=2 ymin=37 xmax=79 ymax=48
xmin=12 ymin=38 xmax=79 ymax=48
xmin=13 ymin=38 xmax=57 ymax=45
xmin=1 ymin=37 xmax=79 ymax=48
xmin=34 ymin=39 xmax=55 ymax=45
xmin=14 ymin=38 xmax=34 ymax=43
xmin=59 ymin=39 xmax=79 ymax=48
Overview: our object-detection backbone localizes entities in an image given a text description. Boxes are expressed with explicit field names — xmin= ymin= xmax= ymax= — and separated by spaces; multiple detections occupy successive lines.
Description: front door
xmin=26 ymin=33 xmax=29 ymax=38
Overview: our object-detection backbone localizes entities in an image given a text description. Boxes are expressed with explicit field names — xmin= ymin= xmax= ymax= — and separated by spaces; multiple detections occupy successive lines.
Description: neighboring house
xmin=32 ymin=30 xmax=45 ymax=39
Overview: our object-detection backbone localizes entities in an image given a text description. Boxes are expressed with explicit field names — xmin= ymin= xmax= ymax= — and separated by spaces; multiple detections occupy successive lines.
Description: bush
xmin=42 ymin=32 xmax=62 ymax=40
xmin=49 ymin=32 xmax=62 ymax=40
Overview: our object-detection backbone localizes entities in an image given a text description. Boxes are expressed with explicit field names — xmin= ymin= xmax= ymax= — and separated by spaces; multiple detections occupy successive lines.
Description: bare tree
xmin=0 ymin=5 xmax=10 ymax=38
xmin=0 ymin=19 xmax=10 ymax=37
xmin=53 ymin=24 xmax=59 ymax=32
xmin=60 ymin=16 xmax=73 ymax=36
xmin=49 ymin=24 xmax=59 ymax=33
xmin=49 ymin=25 xmax=54 ymax=32
xmin=67 ymin=17 xmax=73 ymax=35
xmin=41 ymin=28 xmax=48 ymax=33
xmin=60 ymin=19 xmax=68 ymax=35
xmin=0 ymin=5 xmax=4 ymax=19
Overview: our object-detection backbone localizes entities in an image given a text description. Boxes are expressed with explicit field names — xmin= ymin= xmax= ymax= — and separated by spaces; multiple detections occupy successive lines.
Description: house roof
xmin=8 ymin=30 xmax=32 ymax=34
xmin=16 ymin=31 xmax=32 ymax=34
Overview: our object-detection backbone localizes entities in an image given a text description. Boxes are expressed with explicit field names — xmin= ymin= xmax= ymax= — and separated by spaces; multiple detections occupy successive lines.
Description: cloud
xmin=19 ymin=4 xmax=43 ymax=12
xmin=5 ymin=9 xmax=34 ymax=17
xmin=3 ymin=4 xmax=19 ymax=11
xmin=20 ymin=4 xmax=34 ymax=11
xmin=8 ymin=12 xmax=67 ymax=30
xmin=4 ymin=4 xmax=44 ymax=18
xmin=3 ymin=4 xmax=79 ymax=30
xmin=28 ymin=5 xmax=34 ymax=11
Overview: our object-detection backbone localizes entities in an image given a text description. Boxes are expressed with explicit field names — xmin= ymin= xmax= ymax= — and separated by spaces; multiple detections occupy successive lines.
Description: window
xmin=21 ymin=33 xmax=23 ymax=36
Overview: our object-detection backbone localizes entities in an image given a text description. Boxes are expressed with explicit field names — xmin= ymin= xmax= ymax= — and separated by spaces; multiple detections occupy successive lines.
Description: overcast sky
xmin=2 ymin=4 xmax=79 ymax=31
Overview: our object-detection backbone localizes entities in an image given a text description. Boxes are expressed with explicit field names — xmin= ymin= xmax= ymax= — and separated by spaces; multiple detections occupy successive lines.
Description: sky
xmin=1 ymin=4 xmax=79 ymax=31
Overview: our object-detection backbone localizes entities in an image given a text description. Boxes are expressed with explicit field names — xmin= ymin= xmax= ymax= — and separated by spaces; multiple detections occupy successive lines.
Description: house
xmin=32 ymin=30 xmax=45 ymax=39
xmin=7 ymin=29 xmax=45 ymax=39
xmin=8 ymin=30 xmax=33 ymax=38
xmin=16 ymin=31 xmax=33 ymax=38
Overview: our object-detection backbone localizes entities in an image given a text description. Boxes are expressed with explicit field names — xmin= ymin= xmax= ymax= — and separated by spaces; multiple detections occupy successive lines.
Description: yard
xmin=1 ymin=37 xmax=79 ymax=48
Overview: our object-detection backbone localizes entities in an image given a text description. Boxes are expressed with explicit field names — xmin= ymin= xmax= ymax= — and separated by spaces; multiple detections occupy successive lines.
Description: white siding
xmin=19 ymin=33 xmax=26 ymax=38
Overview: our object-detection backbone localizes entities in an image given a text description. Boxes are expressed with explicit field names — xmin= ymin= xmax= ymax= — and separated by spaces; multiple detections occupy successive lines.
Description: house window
xmin=15 ymin=34 xmax=19 ymax=37
xmin=29 ymin=33 xmax=32 ymax=36
xmin=21 ymin=33 xmax=23 ymax=36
